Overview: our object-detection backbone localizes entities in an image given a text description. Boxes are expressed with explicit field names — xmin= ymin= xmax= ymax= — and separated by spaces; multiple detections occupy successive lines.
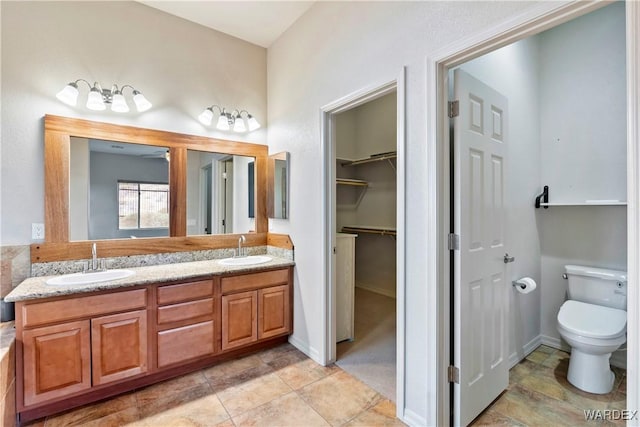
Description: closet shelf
xmin=341 ymin=151 xmax=397 ymax=167
xmin=336 ymin=178 xmax=368 ymax=187
xmin=341 ymin=225 xmax=396 ymax=236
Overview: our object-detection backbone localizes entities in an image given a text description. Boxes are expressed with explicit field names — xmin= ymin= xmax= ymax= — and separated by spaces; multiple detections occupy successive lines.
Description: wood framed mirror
xmin=40 ymin=115 xmax=268 ymax=260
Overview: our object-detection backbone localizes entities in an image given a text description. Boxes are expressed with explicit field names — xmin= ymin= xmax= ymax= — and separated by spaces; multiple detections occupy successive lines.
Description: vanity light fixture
xmin=56 ymin=79 xmax=152 ymax=113
xmin=198 ymin=105 xmax=261 ymax=133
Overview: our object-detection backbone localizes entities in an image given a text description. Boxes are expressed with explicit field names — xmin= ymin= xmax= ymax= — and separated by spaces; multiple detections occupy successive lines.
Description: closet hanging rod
xmin=341 ymin=226 xmax=396 ymax=237
xmin=341 ymin=152 xmax=397 ymax=167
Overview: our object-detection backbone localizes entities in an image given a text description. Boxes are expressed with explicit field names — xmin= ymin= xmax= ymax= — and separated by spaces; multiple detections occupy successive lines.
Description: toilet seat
xmin=558 ymin=300 xmax=626 ymax=339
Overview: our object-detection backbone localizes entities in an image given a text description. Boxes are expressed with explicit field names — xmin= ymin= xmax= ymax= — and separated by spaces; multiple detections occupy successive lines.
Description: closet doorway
xmin=323 ymin=83 xmax=402 ymax=403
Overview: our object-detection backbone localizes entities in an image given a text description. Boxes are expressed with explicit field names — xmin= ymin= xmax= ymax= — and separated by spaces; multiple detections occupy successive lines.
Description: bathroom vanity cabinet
xmin=14 ymin=266 xmax=293 ymax=423
xmin=221 ymin=269 xmax=291 ymax=350
xmin=20 ymin=288 xmax=149 ymax=406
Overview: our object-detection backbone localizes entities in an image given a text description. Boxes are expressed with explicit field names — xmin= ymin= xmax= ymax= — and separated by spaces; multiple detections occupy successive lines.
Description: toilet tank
xmin=565 ymin=265 xmax=627 ymax=310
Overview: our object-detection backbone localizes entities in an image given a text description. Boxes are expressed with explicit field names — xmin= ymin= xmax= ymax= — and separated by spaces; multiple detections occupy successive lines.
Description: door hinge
xmin=448 ymin=100 xmax=459 ymax=118
xmin=222 ymin=172 xmax=227 ymax=179
xmin=448 ymin=233 xmax=460 ymax=251
xmin=448 ymin=365 xmax=460 ymax=384
xmin=333 ymin=247 xmax=336 ymax=254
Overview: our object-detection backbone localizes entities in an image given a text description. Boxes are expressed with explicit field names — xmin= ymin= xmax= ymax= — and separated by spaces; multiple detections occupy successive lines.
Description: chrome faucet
xmin=237 ymin=235 xmax=247 ymax=257
xmin=91 ymin=243 xmax=98 ymax=270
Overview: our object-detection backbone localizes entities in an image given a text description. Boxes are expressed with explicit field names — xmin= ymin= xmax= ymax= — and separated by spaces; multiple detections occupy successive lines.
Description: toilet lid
xmin=558 ymin=300 xmax=627 ymax=339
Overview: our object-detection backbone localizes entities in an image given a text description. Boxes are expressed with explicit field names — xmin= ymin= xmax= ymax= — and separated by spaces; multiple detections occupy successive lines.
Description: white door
xmin=453 ymin=69 xmax=509 ymax=426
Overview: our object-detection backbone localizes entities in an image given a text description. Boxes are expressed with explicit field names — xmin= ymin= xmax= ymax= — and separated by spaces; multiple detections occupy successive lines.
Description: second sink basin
xmin=218 ymin=255 xmax=272 ymax=266
xmin=46 ymin=269 xmax=135 ymax=286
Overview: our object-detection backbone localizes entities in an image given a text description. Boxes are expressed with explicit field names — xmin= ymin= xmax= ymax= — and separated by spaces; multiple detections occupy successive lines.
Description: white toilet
xmin=557 ymin=264 xmax=627 ymax=394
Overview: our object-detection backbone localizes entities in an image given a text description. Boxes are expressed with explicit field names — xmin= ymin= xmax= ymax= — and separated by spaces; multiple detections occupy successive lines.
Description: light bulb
xmin=56 ymin=82 xmax=79 ymax=106
xmin=133 ymin=90 xmax=152 ymax=112
xmin=217 ymin=113 xmax=230 ymax=131
xmin=233 ymin=114 xmax=246 ymax=132
xmin=111 ymin=92 xmax=129 ymax=113
xmin=198 ymin=108 xmax=214 ymax=125
xmin=86 ymin=87 xmax=106 ymax=111
xmin=247 ymin=115 xmax=260 ymax=131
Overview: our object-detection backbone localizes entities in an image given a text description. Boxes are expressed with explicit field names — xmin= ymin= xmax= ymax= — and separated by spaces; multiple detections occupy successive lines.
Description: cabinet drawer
xmin=157 ymin=298 xmax=214 ymax=325
xmin=221 ymin=269 xmax=289 ymax=294
xmin=157 ymin=321 xmax=215 ymax=367
xmin=22 ymin=289 xmax=147 ymax=328
xmin=157 ymin=280 xmax=213 ymax=305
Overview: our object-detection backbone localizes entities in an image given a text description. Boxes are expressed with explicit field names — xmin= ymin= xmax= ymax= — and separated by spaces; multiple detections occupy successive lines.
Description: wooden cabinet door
xmin=221 ymin=291 xmax=257 ymax=351
xmin=258 ymin=285 xmax=291 ymax=339
xmin=91 ymin=310 xmax=148 ymax=386
xmin=22 ymin=320 xmax=91 ymax=406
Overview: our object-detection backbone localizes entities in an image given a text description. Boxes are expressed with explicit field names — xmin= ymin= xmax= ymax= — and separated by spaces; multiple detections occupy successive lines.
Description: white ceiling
xmin=138 ymin=1 xmax=315 ymax=48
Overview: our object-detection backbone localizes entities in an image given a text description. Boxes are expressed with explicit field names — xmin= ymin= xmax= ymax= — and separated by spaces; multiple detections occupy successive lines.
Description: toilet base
xmin=567 ymin=349 xmax=615 ymax=394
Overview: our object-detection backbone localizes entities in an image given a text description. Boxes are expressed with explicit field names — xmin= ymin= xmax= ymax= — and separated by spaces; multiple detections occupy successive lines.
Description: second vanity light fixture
xmin=56 ymin=79 xmax=152 ymax=113
xmin=198 ymin=105 xmax=260 ymax=133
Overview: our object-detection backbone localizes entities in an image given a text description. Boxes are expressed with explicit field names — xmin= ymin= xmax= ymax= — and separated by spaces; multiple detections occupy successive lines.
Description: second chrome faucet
xmin=89 ymin=242 xmax=105 ymax=271
xmin=236 ymin=235 xmax=247 ymax=258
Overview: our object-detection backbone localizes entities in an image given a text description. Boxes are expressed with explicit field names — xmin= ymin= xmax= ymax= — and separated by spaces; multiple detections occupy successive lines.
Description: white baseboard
xmin=288 ymin=335 xmax=322 ymax=365
xmin=401 ymin=408 xmax=427 ymax=427
xmin=509 ymin=335 xmax=543 ymax=368
xmin=541 ymin=334 xmax=571 ymax=352
xmin=355 ymin=282 xmax=396 ymax=299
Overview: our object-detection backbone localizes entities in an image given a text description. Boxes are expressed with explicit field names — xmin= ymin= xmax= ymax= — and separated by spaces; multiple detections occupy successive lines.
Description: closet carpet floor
xmin=472 ymin=345 xmax=627 ymax=426
xmin=336 ymin=288 xmax=396 ymax=401
xmin=23 ymin=342 xmax=405 ymax=427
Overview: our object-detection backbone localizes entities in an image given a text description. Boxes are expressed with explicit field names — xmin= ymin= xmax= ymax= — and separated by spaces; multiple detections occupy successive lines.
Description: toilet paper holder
xmin=512 ymin=277 xmax=537 ymax=293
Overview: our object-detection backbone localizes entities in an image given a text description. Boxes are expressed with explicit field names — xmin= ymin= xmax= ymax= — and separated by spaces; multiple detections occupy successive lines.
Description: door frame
xmin=320 ymin=68 xmax=406 ymax=415
xmin=428 ymin=1 xmax=640 ymax=424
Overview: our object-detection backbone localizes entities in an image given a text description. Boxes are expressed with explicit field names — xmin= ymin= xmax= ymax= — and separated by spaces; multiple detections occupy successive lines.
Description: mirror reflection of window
xmin=186 ymin=150 xmax=255 ymax=236
xmin=118 ymin=182 xmax=169 ymax=230
xmin=69 ymin=138 xmax=170 ymax=240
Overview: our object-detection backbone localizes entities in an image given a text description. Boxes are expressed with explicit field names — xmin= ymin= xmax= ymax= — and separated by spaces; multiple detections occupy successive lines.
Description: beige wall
xmin=336 ymin=93 xmax=397 ymax=298
xmin=266 ymin=2 xmax=541 ymax=422
xmin=0 ymin=1 xmax=267 ymax=245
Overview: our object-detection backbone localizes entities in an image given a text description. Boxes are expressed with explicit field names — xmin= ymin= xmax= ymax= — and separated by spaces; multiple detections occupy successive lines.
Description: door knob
xmin=504 ymin=253 xmax=515 ymax=264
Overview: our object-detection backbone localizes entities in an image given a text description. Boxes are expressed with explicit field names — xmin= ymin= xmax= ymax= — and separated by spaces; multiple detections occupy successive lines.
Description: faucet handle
xmin=75 ymin=261 xmax=89 ymax=273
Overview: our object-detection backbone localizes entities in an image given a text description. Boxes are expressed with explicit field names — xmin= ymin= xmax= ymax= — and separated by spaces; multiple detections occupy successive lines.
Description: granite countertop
xmin=5 ymin=256 xmax=295 ymax=303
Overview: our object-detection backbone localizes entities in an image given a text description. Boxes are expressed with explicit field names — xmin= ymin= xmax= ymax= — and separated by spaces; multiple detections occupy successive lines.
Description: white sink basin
xmin=218 ymin=255 xmax=272 ymax=266
xmin=46 ymin=269 xmax=135 ymax=286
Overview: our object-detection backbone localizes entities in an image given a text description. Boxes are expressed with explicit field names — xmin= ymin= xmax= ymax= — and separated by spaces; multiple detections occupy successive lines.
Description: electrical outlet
xmin=32 ymin=223 xmax=45 ymax=240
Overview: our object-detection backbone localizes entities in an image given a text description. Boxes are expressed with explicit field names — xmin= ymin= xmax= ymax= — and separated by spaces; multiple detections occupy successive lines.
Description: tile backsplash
xmin=1 ymin=245 xmax=30 ymax=297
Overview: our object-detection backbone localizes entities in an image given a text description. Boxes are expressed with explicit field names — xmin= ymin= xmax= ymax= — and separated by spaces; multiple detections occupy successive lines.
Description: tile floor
xmin=20 ymin=344 xmax=627 ymax=427
xmin=472 ymin=345 xmax=627 ymax=426
xmin=23 ymin=343 xmax=406 ymax=427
